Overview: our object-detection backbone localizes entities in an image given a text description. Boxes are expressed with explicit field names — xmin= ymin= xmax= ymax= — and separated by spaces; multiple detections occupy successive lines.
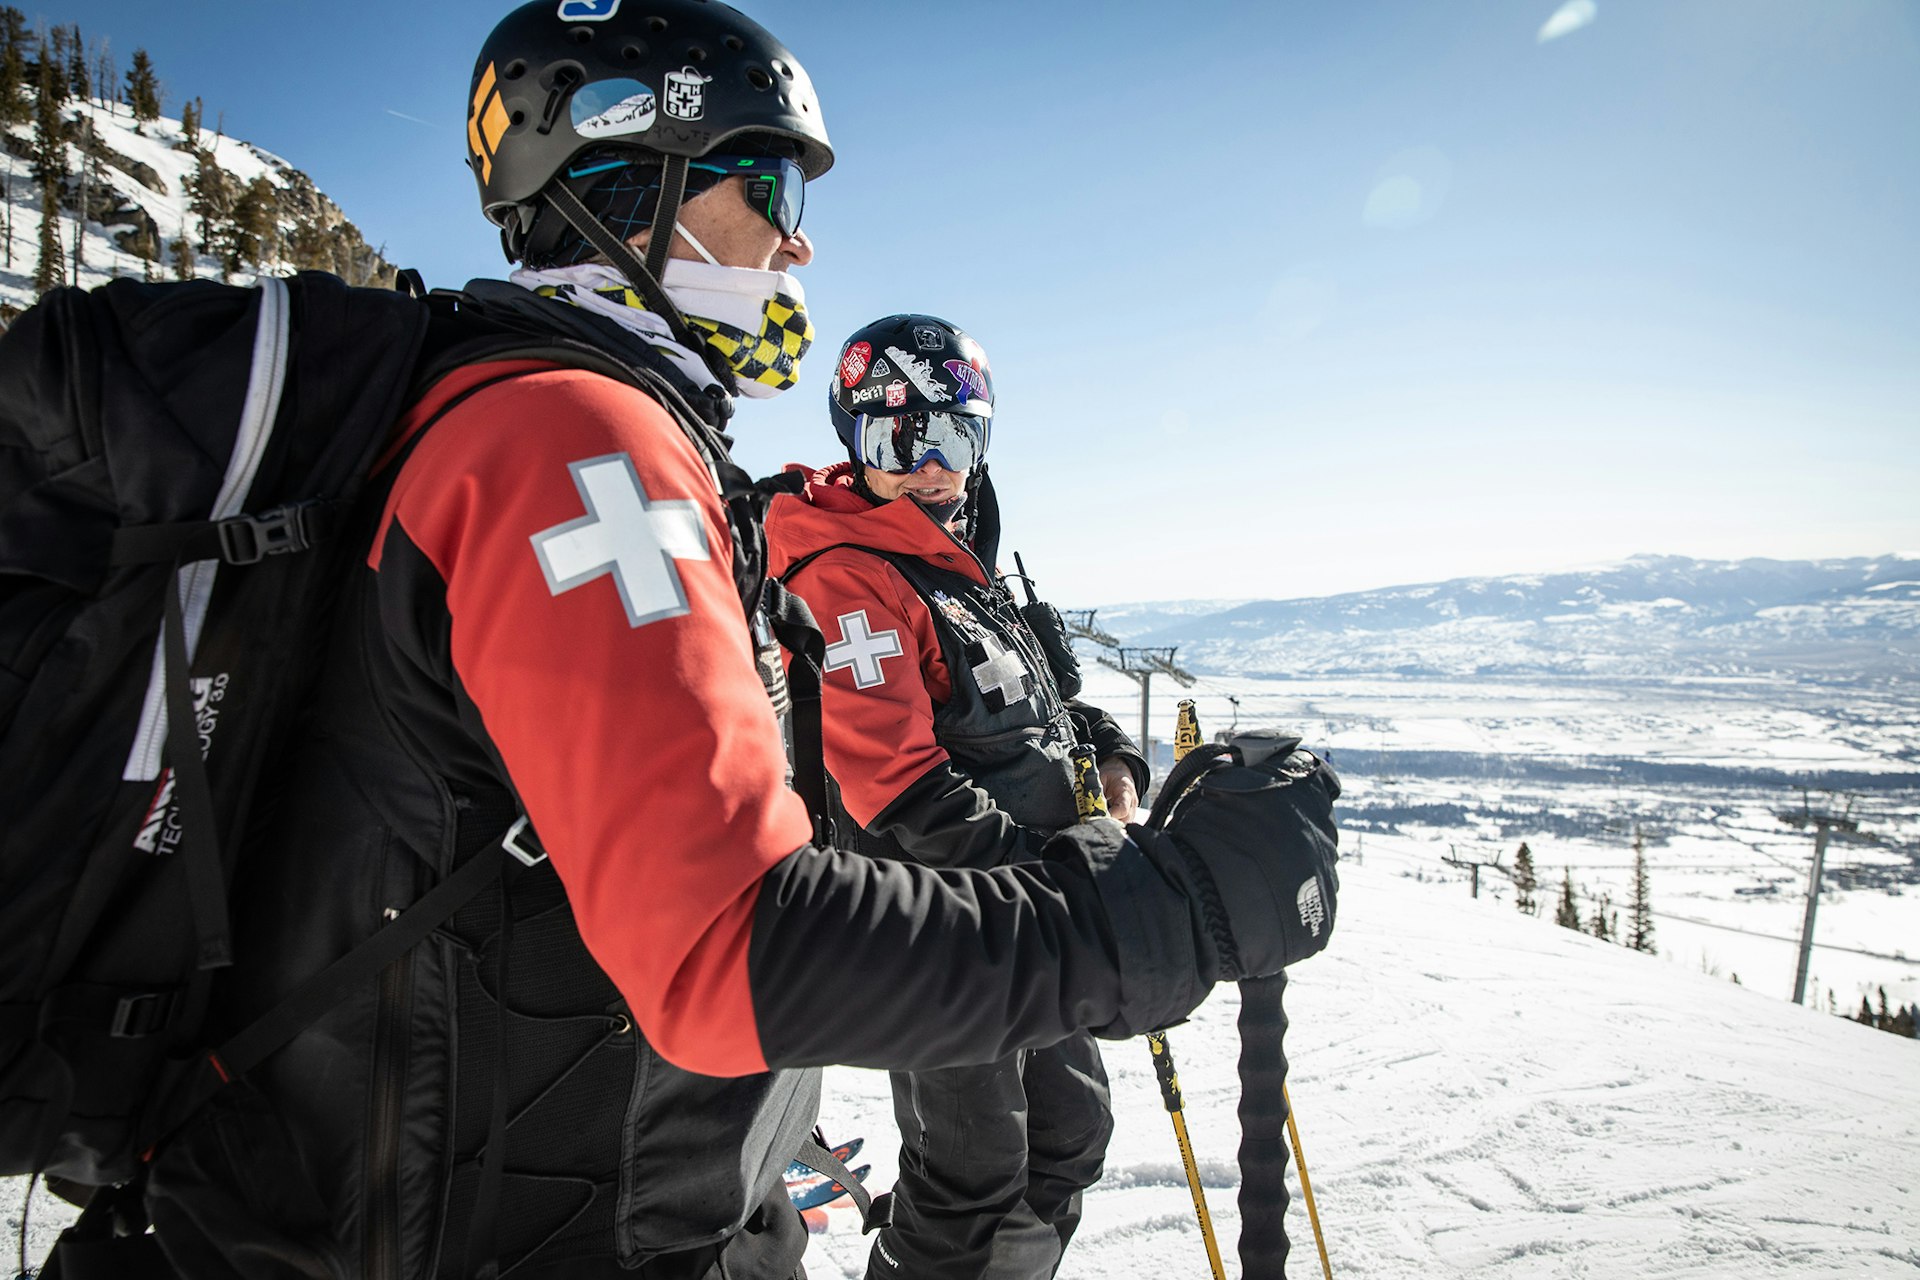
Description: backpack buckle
xmin=216 ymin=502 xmax=329 ymax=565
xmin=502 ymin=816 xmax=548 ymax=868
xmin=110 ymin=990 xmax=178 ymax=1039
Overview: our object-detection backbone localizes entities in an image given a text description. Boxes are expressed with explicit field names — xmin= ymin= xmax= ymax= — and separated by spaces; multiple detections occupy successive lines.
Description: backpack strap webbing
xmin=791 ymin=1137 xmax=890 ymax=1235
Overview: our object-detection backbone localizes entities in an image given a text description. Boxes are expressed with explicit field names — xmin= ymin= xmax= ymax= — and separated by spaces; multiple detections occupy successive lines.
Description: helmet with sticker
xmin=468 ymin=0 xmax=833 ymax=259
xmin=829 ymin=314 xmax=995 ymax=458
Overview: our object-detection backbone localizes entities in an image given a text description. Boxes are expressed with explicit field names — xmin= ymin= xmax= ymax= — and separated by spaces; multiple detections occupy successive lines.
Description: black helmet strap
xmin=541 ymin=170 xmax=740 ymax=394
xmin=644 ymin=155 xmax=689 ymax=282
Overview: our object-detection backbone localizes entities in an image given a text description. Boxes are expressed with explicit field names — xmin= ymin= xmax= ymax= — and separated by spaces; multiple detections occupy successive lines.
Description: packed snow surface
xmin=797 ymin=852 xmax=1919 ymax=1279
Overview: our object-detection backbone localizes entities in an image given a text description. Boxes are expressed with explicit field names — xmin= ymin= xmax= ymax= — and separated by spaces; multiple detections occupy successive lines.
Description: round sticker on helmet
xmin=573 ymin=78 xmax=657 ymax=139
xmin=841 ymin=341 xmax=872 ymax=388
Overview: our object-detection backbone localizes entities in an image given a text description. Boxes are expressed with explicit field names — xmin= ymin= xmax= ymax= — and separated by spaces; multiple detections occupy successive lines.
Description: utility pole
xmin=1777 ymin=793 xmax=1859 ymax=1006
xmin=1442 ymin=845 xmax=1505 ymax=899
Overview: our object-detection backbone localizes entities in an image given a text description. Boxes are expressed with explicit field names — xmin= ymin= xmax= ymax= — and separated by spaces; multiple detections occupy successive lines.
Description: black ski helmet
xmin=468 ymin=0 xmax=833 ymax=261
xmin=829 ymin=314 xmax=995 ymax=458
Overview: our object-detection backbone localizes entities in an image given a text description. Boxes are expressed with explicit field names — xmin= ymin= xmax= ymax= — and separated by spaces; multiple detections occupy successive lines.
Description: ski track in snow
xmin=4 ymin=856 xmax=1915 ymax=1277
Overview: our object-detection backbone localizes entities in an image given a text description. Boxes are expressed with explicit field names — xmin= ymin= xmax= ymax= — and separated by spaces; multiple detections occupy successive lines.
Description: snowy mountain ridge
xmin=1079 ymin=554 xmax=1920 ymax=682
xmin=1 ymin=82 xmax=392 ymax=318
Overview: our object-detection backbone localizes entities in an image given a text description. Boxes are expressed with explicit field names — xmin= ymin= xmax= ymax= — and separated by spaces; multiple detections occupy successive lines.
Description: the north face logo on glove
xmin=1296 ymin=877 xmax=1327 ymax=939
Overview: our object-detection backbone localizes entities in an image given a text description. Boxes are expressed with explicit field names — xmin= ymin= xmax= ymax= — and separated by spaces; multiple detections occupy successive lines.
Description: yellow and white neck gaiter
xmin=511 ymin=248 xmax=812 ymax=401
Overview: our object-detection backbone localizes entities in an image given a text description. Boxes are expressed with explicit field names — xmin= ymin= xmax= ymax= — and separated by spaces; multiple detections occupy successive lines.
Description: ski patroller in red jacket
xmin=147 ymin=299 xmax=1211 ymax=1274
xmin=765 ymin=461 xmax=1147 ymax=868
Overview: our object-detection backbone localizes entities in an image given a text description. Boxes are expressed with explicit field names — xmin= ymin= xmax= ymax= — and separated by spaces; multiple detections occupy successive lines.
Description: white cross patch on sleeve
xmin=824 ymin=609 xmax=905 ymax=689
xmin=530 ymin=453 xmax=710 ymax=627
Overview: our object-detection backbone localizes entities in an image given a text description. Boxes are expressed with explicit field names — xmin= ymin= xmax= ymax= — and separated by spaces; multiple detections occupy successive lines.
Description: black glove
xmin=1141 ymin=740 xmax=1340 ymax=981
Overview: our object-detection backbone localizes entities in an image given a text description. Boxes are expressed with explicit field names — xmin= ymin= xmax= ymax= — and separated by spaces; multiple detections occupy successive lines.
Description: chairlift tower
xmin=1777 ymin=791 xmax=1861 ymax=1007
xmin=1098 ymin=647 xmax=1194 ymax=787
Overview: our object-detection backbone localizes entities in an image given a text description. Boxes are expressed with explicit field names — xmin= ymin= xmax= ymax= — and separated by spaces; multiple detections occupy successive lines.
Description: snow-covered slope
xmin=1084 ymin=555 xmax=1920 ymax=682
xmin=9 ymin=854 xmax=1909 ymax=1277
xmin=799 ymin=851 xmax=1918 ymax=1279
xmin=1 ymin=90 xmax=390 ymax=316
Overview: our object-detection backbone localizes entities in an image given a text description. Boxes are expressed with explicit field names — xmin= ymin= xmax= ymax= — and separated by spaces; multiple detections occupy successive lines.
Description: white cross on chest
xmin=824 ymin=610 xmax=905 ymax=689
xmin=530 ymin=453 xmax=710 ymax=627
xmin=971 ymin=639 xmax=1031 ymax=709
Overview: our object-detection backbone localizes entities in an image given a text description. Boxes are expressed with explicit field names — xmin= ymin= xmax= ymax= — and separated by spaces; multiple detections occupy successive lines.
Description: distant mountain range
xmin=1075 ymin=555 xmax=1920 ymax=682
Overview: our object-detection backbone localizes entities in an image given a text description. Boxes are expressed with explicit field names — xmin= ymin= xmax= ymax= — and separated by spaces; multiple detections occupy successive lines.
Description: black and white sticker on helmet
xmin=573 ymin=79 xmax=658 ymax=139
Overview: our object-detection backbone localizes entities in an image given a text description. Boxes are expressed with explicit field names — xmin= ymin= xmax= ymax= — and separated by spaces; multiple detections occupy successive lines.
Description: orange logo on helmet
xmin=467 ymin=62 xmax=512 ymax=183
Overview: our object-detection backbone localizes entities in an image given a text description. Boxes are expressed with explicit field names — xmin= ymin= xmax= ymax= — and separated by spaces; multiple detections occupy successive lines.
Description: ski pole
xmin=1165 ymin=701 xmax=1335 ymax=1280
xmin=1229 ymin=730 xmax=1332 ymax=1280
xmin=1070 ymin=740 xmax=1226 ymax=1280
xmin=1148 ymin=1030 xmax=1227 ymax=1280
xmin=1285 ymin=1080 xmax=1332 ymax=1280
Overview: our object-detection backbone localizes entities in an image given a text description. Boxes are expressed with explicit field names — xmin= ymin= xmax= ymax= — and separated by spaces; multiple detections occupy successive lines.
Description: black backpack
xmin=0 ymin=271 xmax=741 ymax=1196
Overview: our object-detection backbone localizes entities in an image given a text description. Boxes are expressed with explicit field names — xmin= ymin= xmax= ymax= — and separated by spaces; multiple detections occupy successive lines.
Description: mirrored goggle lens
xmin=699 ymin=155 xmax=805 ymax=237
xmin=857 ymin=412 xmax=988 ymax=475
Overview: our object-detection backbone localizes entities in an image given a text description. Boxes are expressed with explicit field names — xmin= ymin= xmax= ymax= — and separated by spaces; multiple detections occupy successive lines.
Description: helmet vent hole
xmin=687 ymin=45 xmax=708 ymax=62
xmin=724 ymin=34 xmax=745 ymax=52
xmin=503 ymin=59 xmax=527 ymax=80
xmin=648 ymin=16 xmax=668 ymax=32
xmin=621 ymin=43 xmax=644 ymax=61
xmin=746 ymin=67 xmax=772 ymax=90
xmin=509 ymin=110 xmax=525 ymax=126
xmin=772 ymin=60 xmax=791 ymax=78
xmin=568 ymin=26 xmax=594 ymax=44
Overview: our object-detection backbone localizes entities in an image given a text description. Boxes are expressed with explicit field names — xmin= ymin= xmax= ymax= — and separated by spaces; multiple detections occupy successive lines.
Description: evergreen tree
xmin=168 ymin=234 xmax=194 ymax=281
xmin=0 ymin=36 xmax=25 ymax=127
xmin=124 ymin=48 xmax=159 ymax=123
xmin=1626 ymin=832 xmax=1656 ymax=954
xmin=188 ymin=148 xmax=233 ymax=262
xmin=0 ymin=7 xmax=26 ymax=51
xmin=30 ymin=39 xmax=67 ymax=294
xmin=286 ymin=216 xmax=333 ymax=271
xmin=227 ymin=174 xmax=279 ymax=272
xmin=65 ymin=24 xmax=87 ymax=100
xmin=1856 ymin=995 xmax=1874 ymax=1026
xmin=180 ymin=96 xmax=201 ymax=150
xmin=1588 ymin=892 xmax=1615 ymax=943
xmin=1894 ymin=1005 xmax=1916 ymax=1039
xmin=1554 ymin=867 xmax=1581 ymax=931
xmin=1876 ymin=987 xmax=1892 ymax=1032
xmin=1512 ymin=842 xmax=1538 ymax=916
xmin=40 ymin=25 xmax=67 ymax=110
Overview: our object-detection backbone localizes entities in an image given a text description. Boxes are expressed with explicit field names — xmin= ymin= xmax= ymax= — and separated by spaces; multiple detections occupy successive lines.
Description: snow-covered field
xmin=1071 ymin=666 xmax=1920 ymax=1015
xmin=800 ymin=853 xmax=1919 ymax=1280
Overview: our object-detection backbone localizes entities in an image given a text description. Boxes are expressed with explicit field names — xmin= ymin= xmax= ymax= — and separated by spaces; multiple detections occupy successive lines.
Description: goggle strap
xmin=643 ymin=153 xmax=689 ymax=282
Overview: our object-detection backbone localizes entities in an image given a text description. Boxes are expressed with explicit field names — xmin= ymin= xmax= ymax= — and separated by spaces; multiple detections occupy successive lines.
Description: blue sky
xmin=58 ymin=1 xmax=1920 ymax=605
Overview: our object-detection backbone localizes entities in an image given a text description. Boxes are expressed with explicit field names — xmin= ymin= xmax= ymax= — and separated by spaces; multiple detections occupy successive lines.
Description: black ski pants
xmin=865 ymin=1030 xmax=1112 ymax=1280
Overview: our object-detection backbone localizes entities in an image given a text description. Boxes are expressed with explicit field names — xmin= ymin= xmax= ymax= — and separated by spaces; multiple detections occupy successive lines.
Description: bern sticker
xmin=573 ymin=79 xmax=656 ymax=138
xmin=558 ymin=0 xmax=622 ymax=20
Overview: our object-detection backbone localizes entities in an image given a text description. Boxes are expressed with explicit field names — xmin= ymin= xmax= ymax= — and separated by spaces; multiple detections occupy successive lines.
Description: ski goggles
xmin=856 ymin=411 xmax=990 ymax=475
xmin=691 ymin=154 xmax=806 ymax=237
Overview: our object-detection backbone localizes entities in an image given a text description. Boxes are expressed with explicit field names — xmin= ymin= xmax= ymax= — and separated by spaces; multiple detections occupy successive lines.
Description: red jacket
xmin=767 ymin=463 xmax=1145 ymax=868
